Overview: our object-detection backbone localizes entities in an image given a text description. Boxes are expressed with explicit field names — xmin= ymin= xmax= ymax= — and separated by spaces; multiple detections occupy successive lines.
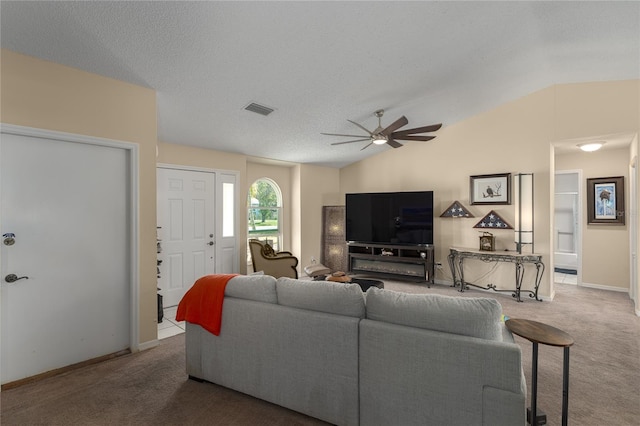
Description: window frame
xmin=247 ymin=178 xmax=283 ymax=265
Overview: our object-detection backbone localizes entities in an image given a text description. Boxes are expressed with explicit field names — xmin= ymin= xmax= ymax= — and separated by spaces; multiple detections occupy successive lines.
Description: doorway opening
xmin=554 ymin=170 xmax=582 ymax=285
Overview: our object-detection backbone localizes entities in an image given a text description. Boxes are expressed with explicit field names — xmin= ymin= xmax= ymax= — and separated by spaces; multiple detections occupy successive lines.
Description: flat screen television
xmin=345 ymin=191 xmax=434 ymax=246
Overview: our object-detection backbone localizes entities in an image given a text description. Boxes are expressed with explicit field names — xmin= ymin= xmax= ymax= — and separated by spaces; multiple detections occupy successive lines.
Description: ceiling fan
xmin=322 ymin=109 xmax=442 ymax=150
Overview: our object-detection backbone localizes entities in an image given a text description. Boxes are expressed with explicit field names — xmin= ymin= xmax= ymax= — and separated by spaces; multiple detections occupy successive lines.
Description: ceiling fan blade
xmin=380 ymin=116 xmax=409 ymax=136
xmin=386 ymin=139 xmax=403 ymax=148
xmin=347 ymin=119 xmax=374 ymax=136
xmin=391 ymin=123 xmax=442 ymax=136
xmin=331 ymin=138 xmax=371 ymax=145
xmin=321 ymin=132 xmax=369 ymax=138
xmin=393 ymin=135 xmax=436 ymax=142
xmin=360 ymin=142 xmax=374 ymax=151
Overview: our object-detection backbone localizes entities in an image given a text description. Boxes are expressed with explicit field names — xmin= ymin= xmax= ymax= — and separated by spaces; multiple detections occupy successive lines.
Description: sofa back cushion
xmin=276 ymin=277 xmax=365 ymax=318
xmin=365 ymin=287 xmax=503 ymax=341
xmin=224 ymin=274 xmax=278 ymax=303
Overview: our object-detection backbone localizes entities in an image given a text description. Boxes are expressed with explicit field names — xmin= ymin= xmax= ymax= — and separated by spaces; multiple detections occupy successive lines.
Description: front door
xmin=157 ymin=168 xmax=216 ymax=307
xmin=1 ymin=130 xmax=131 ymax=385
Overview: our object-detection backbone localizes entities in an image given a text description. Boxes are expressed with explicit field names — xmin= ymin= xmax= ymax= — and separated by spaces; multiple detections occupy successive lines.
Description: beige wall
xmin=554 ymin=81 xmax=640 ymax=140
xmin=1 ymin=49 xmax=159 ymax=344
xmin=340 ymin=80 xmax=639 ymax=299
xmin=297 ymin=164 xmax=341 ymax=271
xmin=157 ymin=141 xmax=247 ymax=172
xmin=556 ymin=148 xmax=630 ymax=289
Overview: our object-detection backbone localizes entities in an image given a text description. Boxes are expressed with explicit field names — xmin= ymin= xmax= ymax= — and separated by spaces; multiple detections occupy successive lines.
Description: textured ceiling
xmin=1 ymin=1 xmax=639 ymax=168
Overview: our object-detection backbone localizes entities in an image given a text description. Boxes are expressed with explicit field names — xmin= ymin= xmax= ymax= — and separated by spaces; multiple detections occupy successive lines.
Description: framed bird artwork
xmin=470 ymin=173 xmax=511 ymax=205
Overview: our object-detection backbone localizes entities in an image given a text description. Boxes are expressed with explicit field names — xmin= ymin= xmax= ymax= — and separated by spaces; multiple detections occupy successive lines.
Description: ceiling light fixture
xmin=578 ymin=141 xmax=605 ymax=152
xmin=372 ymin=135 xmax=387 ymax=145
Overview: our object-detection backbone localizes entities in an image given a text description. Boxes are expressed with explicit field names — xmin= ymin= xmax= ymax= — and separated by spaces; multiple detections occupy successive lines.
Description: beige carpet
xmin=2 ymin=281 xmax=639 ymax=426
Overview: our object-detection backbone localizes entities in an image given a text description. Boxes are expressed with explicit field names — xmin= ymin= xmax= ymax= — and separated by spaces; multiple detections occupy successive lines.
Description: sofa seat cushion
xmin=365 ymin=287 xmax=503 ymax=341
xmin=224 ymin=274 xmax=278 ymax=303
xmin=276 ymin=277 xmax=365 ymax=318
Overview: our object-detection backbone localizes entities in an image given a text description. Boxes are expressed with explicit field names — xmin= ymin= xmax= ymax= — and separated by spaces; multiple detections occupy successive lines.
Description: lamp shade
xmin=514 ymin=173 xmax=534 ymax=252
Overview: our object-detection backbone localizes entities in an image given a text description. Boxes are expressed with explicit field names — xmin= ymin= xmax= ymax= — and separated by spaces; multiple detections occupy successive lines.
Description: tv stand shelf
xmin=347 ymin=242 xmax=435 ymax=285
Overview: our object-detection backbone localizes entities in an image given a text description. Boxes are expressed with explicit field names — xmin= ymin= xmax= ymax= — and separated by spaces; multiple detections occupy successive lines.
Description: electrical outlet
xmin=311 ymin=256 xmax=316 ymax=264
xmin=435 ymin=262 xmax=443 ymax=270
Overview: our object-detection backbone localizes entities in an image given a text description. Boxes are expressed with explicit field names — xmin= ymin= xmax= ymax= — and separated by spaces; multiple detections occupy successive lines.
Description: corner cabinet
xmin=347 ymin=242 xmax=435 ymax=284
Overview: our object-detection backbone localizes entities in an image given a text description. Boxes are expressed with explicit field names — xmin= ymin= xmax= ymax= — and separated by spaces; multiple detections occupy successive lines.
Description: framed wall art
xmin=469 ymin=173 xmax=511 ymax=205
xmin=587 ymin=176 xmax=625 ymax=225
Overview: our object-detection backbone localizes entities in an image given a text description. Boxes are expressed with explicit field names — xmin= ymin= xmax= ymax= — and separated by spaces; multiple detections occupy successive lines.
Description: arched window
xmin=247 ymin=178 xmax=282 ymax=266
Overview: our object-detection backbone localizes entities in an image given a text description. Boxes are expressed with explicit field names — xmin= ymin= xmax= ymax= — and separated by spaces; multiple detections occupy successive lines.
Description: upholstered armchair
xmin=248 ymin=239 xmax=299 ymax=279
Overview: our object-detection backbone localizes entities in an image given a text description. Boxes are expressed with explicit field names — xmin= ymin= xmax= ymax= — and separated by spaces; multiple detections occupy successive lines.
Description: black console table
xmin=448 ymin=247 xmax=544 ymax=302
xmin=348 ymin=242 xmax=434 ymax=285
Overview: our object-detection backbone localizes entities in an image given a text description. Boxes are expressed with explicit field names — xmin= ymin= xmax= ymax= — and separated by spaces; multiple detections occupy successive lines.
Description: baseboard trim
xmin=1 ymin=348 xmax=131 ymax=391
xmin=579 ymin=282 xmax=629 ymax=293
xmin=136 ymin=339 xmax=160 ymax=352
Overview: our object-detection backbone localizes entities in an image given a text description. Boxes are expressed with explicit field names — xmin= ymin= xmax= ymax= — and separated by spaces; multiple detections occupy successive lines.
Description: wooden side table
xmin=506 ymin=319 xmax=575 ymax=426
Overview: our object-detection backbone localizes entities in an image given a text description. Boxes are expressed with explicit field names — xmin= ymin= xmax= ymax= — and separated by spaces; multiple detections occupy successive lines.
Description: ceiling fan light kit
xmin=323 ymin=109 xmax=442 ymax=151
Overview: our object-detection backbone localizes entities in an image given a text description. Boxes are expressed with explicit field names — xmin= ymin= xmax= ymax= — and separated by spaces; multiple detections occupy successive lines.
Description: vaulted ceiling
xmin=2 ymin=1 xmax=638 ymax=167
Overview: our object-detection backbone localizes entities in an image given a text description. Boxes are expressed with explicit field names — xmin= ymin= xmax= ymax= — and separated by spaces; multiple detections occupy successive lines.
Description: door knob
xmin=3 ymin=233 xmax=16 ymax=246
xmin=208 ymin=241 xmax=214 ymax=246
xmin=5 ymin=274 xmax=29 ymax=283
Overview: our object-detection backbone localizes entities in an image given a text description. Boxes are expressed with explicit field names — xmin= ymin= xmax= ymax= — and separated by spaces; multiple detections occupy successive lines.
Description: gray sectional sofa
xmin=184 ymin=275 xmax=526 ymax=426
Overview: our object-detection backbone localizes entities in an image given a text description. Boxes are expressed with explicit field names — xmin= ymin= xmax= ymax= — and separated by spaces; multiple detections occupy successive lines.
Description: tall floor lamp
xmin=514 ymin=173 xmax=534 ymax=254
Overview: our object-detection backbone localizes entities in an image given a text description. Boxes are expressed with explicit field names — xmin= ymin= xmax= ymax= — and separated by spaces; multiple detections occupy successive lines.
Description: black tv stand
xmin=347 ymin=242 xmax=435 ymax=285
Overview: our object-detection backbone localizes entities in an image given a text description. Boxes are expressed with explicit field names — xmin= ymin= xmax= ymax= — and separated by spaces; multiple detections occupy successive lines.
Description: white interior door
xmin=157 ymin=168 xmax=215 ymax=307
xmin=1 ymin=131 xmax=131 ymax=385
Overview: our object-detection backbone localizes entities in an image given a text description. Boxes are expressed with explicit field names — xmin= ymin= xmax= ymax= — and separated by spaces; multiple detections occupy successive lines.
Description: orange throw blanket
xmin=175 ymin=274 xmax=238 ymax=336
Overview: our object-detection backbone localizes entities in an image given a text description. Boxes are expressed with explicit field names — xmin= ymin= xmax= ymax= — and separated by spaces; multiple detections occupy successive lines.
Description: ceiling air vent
xmin=244 ymin=102 xmax=275 ymax=116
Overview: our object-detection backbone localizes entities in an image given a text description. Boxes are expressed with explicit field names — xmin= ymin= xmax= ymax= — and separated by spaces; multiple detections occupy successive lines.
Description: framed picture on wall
xmin=587 ymin=176 xmax=625 ymax=225
xmin=469 ymin=173 xmax=511 ymax=205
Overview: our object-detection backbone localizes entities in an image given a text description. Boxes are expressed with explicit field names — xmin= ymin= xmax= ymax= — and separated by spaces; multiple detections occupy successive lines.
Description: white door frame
xmin=157 ymin=163 xmax=240 ymax=274
xmin=630 ymin=153 xmax=638 ymax=315
xmin=0 ymin=123 xmax=140 ymax=352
